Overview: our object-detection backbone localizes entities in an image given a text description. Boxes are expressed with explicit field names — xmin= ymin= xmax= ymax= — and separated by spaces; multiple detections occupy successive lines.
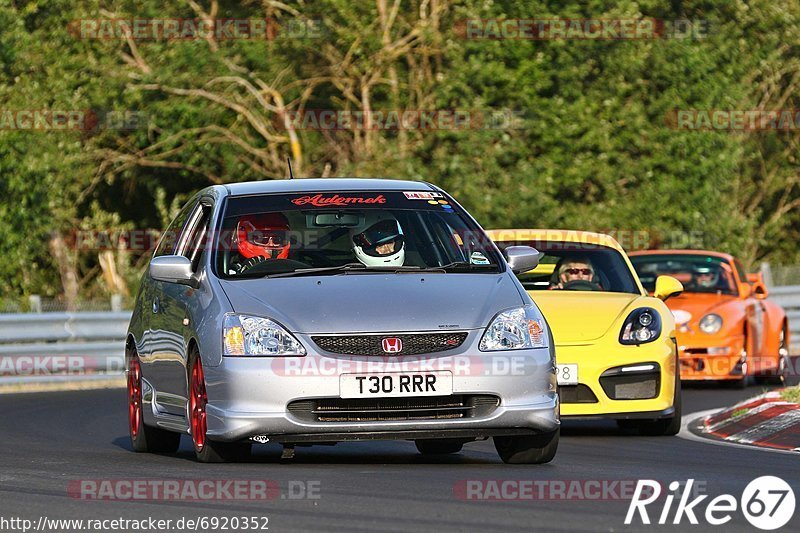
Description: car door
xmin=139 ymin=199 xmax=196 ymax=371
xmin=151 ymin=200 xmax=213 ymax=416
xmin=145 ymin=199 xmax=203 ymax=415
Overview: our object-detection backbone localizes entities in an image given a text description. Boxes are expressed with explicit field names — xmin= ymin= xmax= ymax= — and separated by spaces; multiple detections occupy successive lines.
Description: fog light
xmin=599 ymin=362 xmax=661 ymax=400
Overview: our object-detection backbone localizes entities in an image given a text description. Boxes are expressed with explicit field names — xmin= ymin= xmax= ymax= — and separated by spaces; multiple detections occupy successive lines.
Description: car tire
xmin=641 ymin=375 xmax=682 ymax=436
xmin=494 ymin=429 xmax=559 ymax=464
xmin=415 ymin=439 xmax=464 ymax=455
xmin=758 ymin=327 xmax=789 ymax=386
xmin=128 ymin=352 xmax=181 ymax=453
xmin=727 ymin=375 xmax=749 ymax=389
xmin=188 ymin=349 xmax=251 ymax=463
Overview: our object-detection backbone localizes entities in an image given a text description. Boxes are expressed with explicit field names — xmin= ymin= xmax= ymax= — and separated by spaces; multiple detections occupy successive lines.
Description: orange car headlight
xmin=699 ymin=313 xmax=723 ymax=334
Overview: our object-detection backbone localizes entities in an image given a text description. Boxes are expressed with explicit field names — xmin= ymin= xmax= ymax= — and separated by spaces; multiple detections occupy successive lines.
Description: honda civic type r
xmin=126 ymin=179 xmax=559 ymax=463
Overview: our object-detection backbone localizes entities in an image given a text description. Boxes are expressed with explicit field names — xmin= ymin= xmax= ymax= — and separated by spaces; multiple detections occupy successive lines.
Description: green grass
xmin=731 ymin=408 xmax=750 ymax=418
xmin=781 ymin=387 xmax=800 ymax=404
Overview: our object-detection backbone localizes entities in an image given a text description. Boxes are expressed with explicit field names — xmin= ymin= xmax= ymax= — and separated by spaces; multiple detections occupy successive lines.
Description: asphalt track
xmin=0 ymin=368 xmax=798 ymax=533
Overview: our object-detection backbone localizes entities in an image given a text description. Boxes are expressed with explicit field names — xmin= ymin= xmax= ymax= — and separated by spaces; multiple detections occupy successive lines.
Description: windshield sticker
xmin=470 ymin=251 xmax=490 ymax=265
xmin=291 ymin=194 xmax=386 ymax=207
xmin=403 ymin=191 xmax=443 ymax=200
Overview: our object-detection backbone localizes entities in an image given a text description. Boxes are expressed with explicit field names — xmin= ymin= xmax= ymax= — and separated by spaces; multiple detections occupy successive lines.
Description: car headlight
xmin=619 ymin=307 xmax=662 ymax=345
xmin=699 ymin=313 xmax=723 ymax=334
xmin=223 ymin=314 xmax=306 ymax=356
xmin=479 ymin=305 xmax=549 ymax=351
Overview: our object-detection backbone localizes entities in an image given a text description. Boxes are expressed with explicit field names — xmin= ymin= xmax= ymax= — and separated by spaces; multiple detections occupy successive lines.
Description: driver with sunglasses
xmin=231 ymin=213 xmax=291 ymax=273
xmin=552 ymin=257 xmax=601 ymax=290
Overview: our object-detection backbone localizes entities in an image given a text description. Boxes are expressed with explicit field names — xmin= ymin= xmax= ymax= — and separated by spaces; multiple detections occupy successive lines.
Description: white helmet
xmin=351 ymin=214 xmax=405 ymax=267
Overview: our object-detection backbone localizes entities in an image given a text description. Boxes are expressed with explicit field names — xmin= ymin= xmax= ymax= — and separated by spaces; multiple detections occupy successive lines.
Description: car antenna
xmin=287 ymin=157 xmax=295 ymax=179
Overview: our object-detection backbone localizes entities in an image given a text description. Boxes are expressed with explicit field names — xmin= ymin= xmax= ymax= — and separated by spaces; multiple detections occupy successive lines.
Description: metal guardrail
xmin=762 ymin=285 xmax=800 ymax=348
xmin=0 ymin=312 xmax=130 ymax=379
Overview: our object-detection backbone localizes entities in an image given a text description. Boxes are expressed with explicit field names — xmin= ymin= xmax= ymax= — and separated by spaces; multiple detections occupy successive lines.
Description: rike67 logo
xmin=626 ymin=477 xmax=795 ymax=530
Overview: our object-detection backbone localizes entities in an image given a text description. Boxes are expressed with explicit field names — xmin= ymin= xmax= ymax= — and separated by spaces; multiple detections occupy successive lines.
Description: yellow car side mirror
xmin=654 ymin=275 xmax=683 ymax=301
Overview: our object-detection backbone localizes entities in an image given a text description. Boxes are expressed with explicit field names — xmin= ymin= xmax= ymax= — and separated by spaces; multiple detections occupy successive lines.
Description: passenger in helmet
xmin=692 ymin=266 xmax=719 ymax=289
xmin=351 ymin=216 xmax=405 ymax=267
xmin=232 ymin=213 xmax=291 ymax=273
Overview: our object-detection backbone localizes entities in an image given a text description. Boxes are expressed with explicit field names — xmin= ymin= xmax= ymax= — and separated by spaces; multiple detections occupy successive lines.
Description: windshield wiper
xmin=425 ymin=261 xmax=498 ymax=272
xmin=266 ymin=263 xmax=423 ymax=278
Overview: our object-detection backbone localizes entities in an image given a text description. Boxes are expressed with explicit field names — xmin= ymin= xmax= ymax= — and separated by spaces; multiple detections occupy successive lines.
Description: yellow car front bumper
xmin=557 ymin=336 xmax=677 ymax=418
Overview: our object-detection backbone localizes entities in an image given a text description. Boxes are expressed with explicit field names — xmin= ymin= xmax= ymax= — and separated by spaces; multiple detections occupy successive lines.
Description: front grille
xmin=287 ymin=394 xmax=499 ymax=422
xmin=311 ymin=332 xmax=469 ymax=356
xmin=558 ymin=384 xmax=599 ymax=404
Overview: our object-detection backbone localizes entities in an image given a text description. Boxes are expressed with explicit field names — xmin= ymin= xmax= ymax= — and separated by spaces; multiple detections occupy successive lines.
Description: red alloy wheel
xmin=128 ymin=357 xmax=142 ymax=439
xmin=190 ymin=358 xmax=208 ymax=451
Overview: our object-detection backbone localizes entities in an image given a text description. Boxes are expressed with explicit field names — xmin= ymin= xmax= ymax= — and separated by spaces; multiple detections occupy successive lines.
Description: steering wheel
xmin=562 ymin=279 xmax=602 ymax=292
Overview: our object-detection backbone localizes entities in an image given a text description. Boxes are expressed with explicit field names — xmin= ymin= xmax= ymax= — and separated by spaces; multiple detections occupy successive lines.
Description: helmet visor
xmin=353 ymin=220 xmax=404 ymax=257
xmin=247 ymin=229 xmax=290 ymax=247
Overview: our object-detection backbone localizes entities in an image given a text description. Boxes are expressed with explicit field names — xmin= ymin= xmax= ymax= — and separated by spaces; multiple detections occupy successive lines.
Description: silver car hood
xmin=219 ymin=273 xmax=523 ymax=334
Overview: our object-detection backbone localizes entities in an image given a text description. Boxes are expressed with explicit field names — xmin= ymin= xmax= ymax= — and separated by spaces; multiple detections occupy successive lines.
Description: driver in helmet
xmin=552 ymin=256 xmax=598 ymax=290
xmin=692 ymin=265 xmax=719 ymax=290
xmin=230 ymin=213 xmax=291 ymax=273
xmin=351 ymin=216 xmax=405 ymax=267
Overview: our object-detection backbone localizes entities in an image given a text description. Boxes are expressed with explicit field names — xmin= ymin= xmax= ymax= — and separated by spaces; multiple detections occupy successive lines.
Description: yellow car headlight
xmin=619 ymin=308 xmax=662 ymax=345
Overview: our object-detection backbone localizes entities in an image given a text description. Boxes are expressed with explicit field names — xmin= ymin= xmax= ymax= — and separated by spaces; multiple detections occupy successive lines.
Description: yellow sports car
xmin=488 ymin=229 xmax=684 ymax=435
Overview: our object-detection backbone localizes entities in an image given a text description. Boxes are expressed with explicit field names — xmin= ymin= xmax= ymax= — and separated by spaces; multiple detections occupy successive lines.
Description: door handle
xmin=152 ymin=297 xmax=160 ymax=314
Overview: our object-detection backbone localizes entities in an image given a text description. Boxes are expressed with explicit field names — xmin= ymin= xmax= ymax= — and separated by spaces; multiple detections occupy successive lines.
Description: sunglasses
xmin=247 ymin=230 xmax=289 ymax=247
xmin=565 ymin=268 xmax=593 ymax=276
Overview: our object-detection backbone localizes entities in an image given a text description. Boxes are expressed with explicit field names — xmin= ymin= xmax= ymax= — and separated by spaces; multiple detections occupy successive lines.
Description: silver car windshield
xmin=213 ymin=191 xmax=502 ymax=278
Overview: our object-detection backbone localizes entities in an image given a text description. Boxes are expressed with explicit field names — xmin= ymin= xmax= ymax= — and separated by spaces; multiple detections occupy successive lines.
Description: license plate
xmin=340 ymin=372 xmax=453 ymax=398
xmin=556 ymin=364 xmax=578 ymax=385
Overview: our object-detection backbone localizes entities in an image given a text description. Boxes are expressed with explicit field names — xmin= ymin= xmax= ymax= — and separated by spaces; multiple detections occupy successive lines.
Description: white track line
xmin=678 ymin=409 xmax=799 ymax=455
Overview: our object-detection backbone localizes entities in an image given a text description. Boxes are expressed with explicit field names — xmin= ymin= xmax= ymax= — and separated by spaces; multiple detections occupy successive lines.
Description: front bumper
xmin=677 ymin=334 xmax=746 ymax=381
xmin=198 ymin=335 xmax=559 ymax=443
xmin=556 ymin=336 xmax=677 ymax=418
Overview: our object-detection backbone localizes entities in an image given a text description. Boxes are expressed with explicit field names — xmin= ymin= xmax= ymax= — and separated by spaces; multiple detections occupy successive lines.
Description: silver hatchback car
xmin=126 ymin=179 xmax=558 ymax=463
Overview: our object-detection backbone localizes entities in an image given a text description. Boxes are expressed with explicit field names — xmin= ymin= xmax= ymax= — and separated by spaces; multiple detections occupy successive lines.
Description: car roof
xmin=627 ymin=249 xmax=735 ymax=262
xmin=218 ymin=178 xmax=439 ymax=197
xmin=485 ymin=228 xmax=626 ymax=253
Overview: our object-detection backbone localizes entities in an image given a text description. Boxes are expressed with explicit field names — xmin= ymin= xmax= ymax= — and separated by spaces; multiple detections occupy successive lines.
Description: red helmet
xmin=236 ymin=213 xmax=291 ymax=260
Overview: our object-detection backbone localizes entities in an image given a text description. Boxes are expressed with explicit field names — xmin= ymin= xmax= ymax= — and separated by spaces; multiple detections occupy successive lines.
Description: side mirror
xmin=752 ymin=282 xmax=768 ymax=300
xmin=654 ymin=275 xmax=683 ymax=301
xmin=738 ymin=282 xmax=752 ymax=299
xmin=504 ymin=246 xmax=540 ymax=274
xmin=150 ymin=255 xmax=199 ymax=288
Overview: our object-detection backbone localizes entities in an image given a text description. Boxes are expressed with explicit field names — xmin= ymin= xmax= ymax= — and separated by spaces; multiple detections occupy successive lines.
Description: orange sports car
xmin=628 ymin=249 xmax=789 ymax=387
